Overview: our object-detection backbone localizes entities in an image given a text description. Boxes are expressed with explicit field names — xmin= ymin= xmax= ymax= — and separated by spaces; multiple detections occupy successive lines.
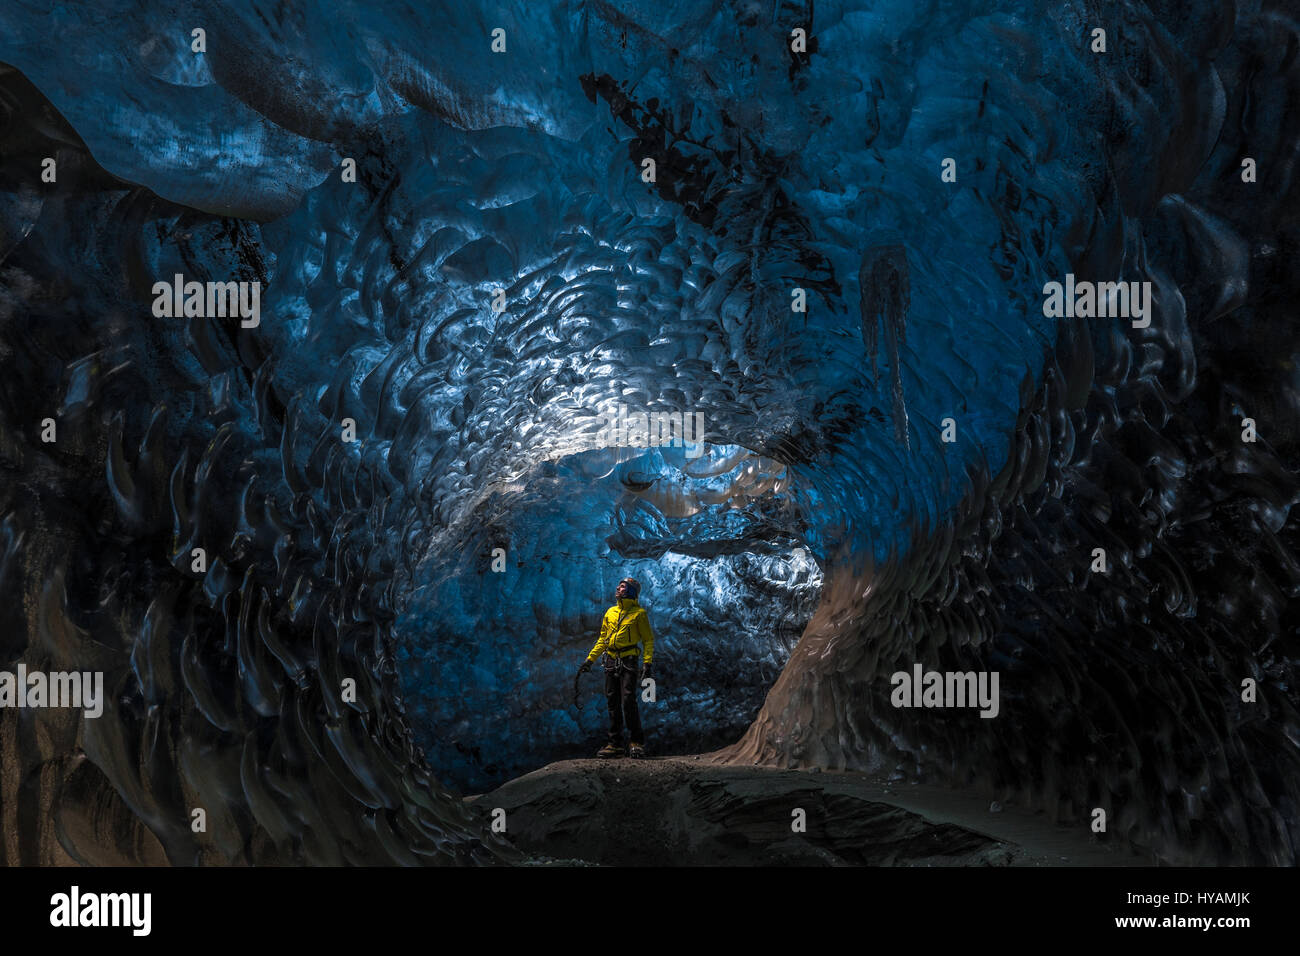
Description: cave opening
xmin=394 ymin=437 xmax=824 ymax=793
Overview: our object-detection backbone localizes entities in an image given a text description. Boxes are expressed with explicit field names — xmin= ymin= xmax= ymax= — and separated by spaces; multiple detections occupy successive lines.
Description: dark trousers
xmin=603 ymin=654 xmax=643 ymax=745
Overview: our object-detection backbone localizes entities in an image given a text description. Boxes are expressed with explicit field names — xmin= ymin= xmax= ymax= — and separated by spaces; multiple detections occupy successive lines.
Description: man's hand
xmin=578 ymin=660 xmax=592 ymax=675
xmin=640 ymin=662 xmax=653 ymax=681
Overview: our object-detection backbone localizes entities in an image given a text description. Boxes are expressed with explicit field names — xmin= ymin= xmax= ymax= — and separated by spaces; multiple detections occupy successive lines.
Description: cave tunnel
xmin=0 ymin=0 xmax=1298 ymax=869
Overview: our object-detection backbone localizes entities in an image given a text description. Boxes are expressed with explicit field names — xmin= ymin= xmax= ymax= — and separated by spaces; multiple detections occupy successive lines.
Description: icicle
xmin=858 ymin=244 xmax=911 ymax=448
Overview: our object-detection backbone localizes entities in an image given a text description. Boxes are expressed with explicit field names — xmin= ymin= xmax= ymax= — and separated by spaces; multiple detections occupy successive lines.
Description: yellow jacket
xmin=586 ymin=598 xmax=655 ymax=663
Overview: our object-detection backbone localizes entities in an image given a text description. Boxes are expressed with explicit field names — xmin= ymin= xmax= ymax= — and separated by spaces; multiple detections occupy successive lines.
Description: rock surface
xmin=470 ymin=757 xmax=1150 ymax=867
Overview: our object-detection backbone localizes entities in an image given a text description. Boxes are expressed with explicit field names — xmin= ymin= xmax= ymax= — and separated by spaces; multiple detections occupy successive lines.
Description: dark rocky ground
xmin=467 ymin=756 xmax=1155 ymax=867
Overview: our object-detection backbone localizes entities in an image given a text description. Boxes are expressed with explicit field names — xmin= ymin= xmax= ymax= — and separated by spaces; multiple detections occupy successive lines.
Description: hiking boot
xmin=628 ymin=742 xmax=646 ymax=759
xmin=596 ymin=742 xmax=625 ymax=759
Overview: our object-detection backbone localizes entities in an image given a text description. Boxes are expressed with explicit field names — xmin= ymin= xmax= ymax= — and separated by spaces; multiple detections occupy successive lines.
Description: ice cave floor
xmin=467 ymin=757 xmax=1154 ymax=867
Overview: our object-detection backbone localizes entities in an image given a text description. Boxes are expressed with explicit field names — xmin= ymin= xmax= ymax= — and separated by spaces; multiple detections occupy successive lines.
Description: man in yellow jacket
xmin=577 ymin=577 xmax=655 ymax=758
